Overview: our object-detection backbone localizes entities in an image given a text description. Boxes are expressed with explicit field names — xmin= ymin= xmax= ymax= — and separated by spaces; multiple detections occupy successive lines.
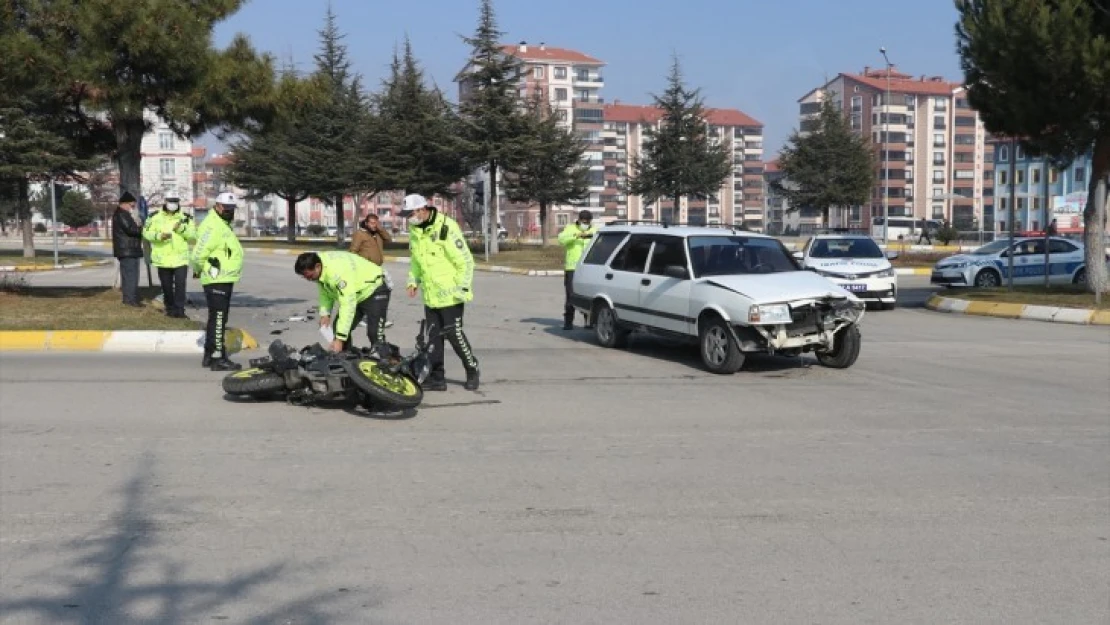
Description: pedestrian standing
xmin=112 ymin=191 xmax=145 ymax=307
xmin=349 ymin=212 xmax=392 ymax=266
xmin=556 ymin=209 xmax=597 ymax=330
xmin=142 ymin=196 xmax=196 ymax=318
xmin=191 ymin=192 xmax=244 ymax=371
xmin=399 ymin=194 xmax=480 ymax=391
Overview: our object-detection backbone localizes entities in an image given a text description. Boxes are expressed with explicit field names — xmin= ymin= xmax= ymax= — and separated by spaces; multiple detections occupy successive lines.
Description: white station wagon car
xmin=569 ymin=224 xmax=867 ymax=374
xmin=794 ymin=234 xmax=899 ymax=309
xmin=930 ymin=236 xmax=1092 ymax=288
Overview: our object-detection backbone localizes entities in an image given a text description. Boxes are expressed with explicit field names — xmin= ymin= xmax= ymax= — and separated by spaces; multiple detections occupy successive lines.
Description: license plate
xmin=844 ymin=284 xmax=867 ymax=292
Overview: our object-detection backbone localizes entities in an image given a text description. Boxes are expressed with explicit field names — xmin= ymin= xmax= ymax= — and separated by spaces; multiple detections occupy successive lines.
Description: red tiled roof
xmin=208 ymin=155 xmax=232 ymax=167
xmin=764 ymin=160 xmax=781 ymax=173
xmin=501 ymin=44 xmax=603 ymax=65
xmin=844 ymin=69 xmax=961 ymax=96
xmin=603 ymin=103 xmax=761 ymax=128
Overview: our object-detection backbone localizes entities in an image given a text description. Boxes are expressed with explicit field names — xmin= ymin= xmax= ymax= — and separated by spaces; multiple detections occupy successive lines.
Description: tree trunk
xmin=673 ymin=192 xmax=681 ymax=225
xmin=18 ymin=178 xmax=33 ymax=258
xmin=488 ymin=161 xmax=499 ymax=255
xmin=1082 ymin=135 xmax=1109 ymax=300
xmin=283 ymin=194 xmax=297 ymax=243
xmin=539 ymin=200 xmax=549 ymax=246
xmin=114 ymin=118 xmax=145 ymax=198
xmin=334 ymin=193 xmax=345 ymax=247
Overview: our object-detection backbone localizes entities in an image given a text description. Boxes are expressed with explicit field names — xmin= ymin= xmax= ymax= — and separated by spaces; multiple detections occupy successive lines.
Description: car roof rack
xmin=604 ymin=219 xmax=754 ymax=232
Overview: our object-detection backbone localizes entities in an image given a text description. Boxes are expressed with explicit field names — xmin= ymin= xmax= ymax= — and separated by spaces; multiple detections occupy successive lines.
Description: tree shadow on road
xmin=0 ymin=453 xmax=376 ymax=624
xmin=519 ymin=317 xmax=811 ymax=374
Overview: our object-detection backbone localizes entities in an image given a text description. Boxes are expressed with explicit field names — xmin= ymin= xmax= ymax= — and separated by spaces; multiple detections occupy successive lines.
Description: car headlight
xmin=748 ymin=304 xmax=792 ymax=324
xmin=939 ymin=262 xmax=967 ymax=270
xmin=876 ymin=268 xmax=895 ymax=278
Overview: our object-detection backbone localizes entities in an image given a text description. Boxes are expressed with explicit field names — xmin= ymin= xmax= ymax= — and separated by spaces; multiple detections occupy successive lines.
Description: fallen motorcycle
xmin=221 ymin=320 xmax=435 ymax=411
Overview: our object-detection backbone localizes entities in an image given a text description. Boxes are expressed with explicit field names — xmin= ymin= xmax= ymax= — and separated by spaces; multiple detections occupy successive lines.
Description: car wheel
xmin=593 ymin=302 xmax=629 ymax=348
xmin=815 ymin=325 xmax=861 ymax=369
xmin=973 ymin=269 xmax=1001 ymax=288
xmin=1073 ymin=267 xmax=1087 ymax=286
xmin=698 ymin=316 xmax=745 ymax=374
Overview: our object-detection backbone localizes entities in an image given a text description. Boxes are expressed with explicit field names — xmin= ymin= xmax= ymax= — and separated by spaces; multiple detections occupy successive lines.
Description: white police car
xmin=930 ymin=236 xmax=1089 ymax=288
xmin=794 ymin=234 xmax=898 ymax=309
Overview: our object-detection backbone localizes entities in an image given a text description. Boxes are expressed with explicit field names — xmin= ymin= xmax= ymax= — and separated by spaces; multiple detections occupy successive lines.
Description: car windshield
xmin=809 ymin=237 xmax=885 ymax=259
xmin=688 ymin=236 xmax=799 ymax=278
xmin=970 ymin=239 xmax=1015 ymax=255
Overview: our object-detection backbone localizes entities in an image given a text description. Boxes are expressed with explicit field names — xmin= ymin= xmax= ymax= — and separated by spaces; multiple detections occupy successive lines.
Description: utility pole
xmin=880 ymin=47 xmax=893 ymax=245
xmin=1007 ymin=136 xmax=1017 ymax=291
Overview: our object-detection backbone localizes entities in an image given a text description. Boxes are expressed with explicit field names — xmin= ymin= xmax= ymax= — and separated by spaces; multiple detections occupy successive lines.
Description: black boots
xmin=424 ymin=370 xmax=479 ymax=391
xmin=203 ymin=353 xmax=240 ymax=371
xmin=464 ymin=369 xmax=480 ymax=391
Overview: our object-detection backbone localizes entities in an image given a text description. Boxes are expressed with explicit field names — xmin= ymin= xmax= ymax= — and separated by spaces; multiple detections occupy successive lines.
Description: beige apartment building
xmin=796 ymin=66 xmax=993 ymax=236
xmin=598 ymin=103 xmax=765 ymax=230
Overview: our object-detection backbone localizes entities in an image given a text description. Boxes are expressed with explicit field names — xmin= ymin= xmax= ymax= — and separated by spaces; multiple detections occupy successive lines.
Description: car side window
xmin=647 ymin=235 xmax=688 ymax=276
xmin=1049 ymin=239 xmax=1078 ymax=254
xmin=610 ymin=235 xmax=653 ymax=273
xmin=582 ymin=232 xmax=626 ymax=265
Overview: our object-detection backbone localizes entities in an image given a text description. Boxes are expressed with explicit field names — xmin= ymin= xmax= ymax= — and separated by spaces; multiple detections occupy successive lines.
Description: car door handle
xmin=605 ymin=273 xmax=613 ymax=280
xmin=641 ymin=278 xmax=651 ymax=286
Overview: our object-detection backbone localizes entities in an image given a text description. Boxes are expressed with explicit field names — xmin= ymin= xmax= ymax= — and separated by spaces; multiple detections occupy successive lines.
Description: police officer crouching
xmin=295 ymin=251 xmax=391 ymax=353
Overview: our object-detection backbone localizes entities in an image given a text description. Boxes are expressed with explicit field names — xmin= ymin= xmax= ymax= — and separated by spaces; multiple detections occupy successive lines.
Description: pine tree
xmin=2 ymin=0 xmax=276 ymax=200
xmin=773 ymin=99 xmax=877 ymax=225
xmin=372 ymin=38 xmax=469 ymax=199
xmin=628 ymin=58 xmax=732 ymax=224
xmin=955 ymin=0 xmax=1110 ymax=297
xmin=457 ymin=0 xmax=532 ymax=254
xmin=503 ymin=95 xmax=590 ymax=245
xmin=59 ymin=190 xmax=96 ymax=228
xmin=303 ymin=3 xmax=369 ymax=245
xmin=225 ymin=71 xmax=327 ymax=243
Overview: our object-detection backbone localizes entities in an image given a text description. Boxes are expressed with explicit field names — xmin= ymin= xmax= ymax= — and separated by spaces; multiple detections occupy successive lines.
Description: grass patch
xmin=0 ymin=281 xmax=203 ymax=330
xmin=0 ymin=249 xmax=87 ymax=266
xmin=940 ymin=285 xmax=1110 ymax=310
xmin=891 ymin=251 xmax=951 ymax=267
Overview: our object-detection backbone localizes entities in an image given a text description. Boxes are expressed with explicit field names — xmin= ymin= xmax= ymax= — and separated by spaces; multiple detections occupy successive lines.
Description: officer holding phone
xmin=556 ymin=209 xmax=597 ymax=330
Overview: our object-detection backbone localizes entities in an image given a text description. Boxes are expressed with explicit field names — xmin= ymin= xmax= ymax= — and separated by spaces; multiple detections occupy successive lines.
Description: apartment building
xmin=599 ymin=103 xmax=765 ymax=229
xmin=140 ymin=114 xmax=195 ymax=205
xmin=457 ymin=41 xmax=606 ymax=239
xmin=988 ymin=139 xmax=1102 ymax=234
xmin=797 ymin=67 xmax=993 ymax=235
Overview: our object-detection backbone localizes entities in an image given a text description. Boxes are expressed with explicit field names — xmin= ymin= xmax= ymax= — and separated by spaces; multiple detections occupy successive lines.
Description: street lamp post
xmin=880 ymin=47 xmax=893 ymax=245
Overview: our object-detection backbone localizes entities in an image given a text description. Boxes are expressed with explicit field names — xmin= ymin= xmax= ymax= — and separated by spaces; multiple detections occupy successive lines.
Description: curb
xmin=896 ymin=267 xmax=931 ymax=276
xmin=0 ymin=259 xmax=111 ymax=272
xmin=926 ymin=294 xmax=1110 ymax=326
xmin=0 ymin=327 xmax=259 ymax=353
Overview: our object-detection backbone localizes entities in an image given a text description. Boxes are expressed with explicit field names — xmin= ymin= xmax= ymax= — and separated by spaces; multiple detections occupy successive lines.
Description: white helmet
xmin=216 ymin=192 xmax=237 ymax=206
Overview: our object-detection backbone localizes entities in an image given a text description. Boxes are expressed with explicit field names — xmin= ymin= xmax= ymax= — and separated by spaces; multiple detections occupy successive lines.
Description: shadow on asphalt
xmin=222 ymin=392 xmax=420 ymax=421
xmin=0 ymin=453 xmax=365 ymax=623
xmin=520 ymin=316 xmax=815 ymax=374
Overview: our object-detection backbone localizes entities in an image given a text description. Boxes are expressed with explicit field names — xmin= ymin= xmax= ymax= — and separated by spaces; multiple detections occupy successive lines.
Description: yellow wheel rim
xmin=357 ymin=361 xmax=419 ymax=396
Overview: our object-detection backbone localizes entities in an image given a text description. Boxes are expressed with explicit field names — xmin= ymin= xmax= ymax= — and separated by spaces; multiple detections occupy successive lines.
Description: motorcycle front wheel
xmin=344 ymin=359 xmax=424 ymax=409
xmin=222 ymin=367 xmax=287 ymax=398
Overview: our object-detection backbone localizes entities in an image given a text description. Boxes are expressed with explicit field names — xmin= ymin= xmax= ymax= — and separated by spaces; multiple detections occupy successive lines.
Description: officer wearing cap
xmin=191 ymin=192 xmax=244 ymax=371
xmin=556 ymin=209 xmax=597 ymax=330
xmin=399 ymin=193 xmax=480 ymax=391
xmin=142 ymin=195 xmax=196 ymax=318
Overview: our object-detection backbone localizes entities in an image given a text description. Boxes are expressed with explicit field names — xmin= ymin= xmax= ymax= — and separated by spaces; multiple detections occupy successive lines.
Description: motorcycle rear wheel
xmin=344 ymin=359 xmax=423 ymax=409
xmin=222 ymin=367 xmax=287 ymax=398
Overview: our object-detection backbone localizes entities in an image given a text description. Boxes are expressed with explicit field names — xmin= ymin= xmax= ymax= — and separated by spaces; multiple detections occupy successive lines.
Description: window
xmin=1016 ymin=170 xmax=1024 ymax=184
xmin=647 ymin=236 xmax=688 ymax=275
xmin=932 ymin=171 xmax=945 ymax=183
xmin=1050 ymin=168 xmax=1059 ymax=183
xmin=554 ymin=67 xmax=567 ymax=79
xmin=1018 ymin=198 xmax=1026 ymax=210
xmin=1010 ymin=240 xmax=1044 ymax=256
xmin=1075 ymin=167 xmax=1086 ymax=182
xmin=610 ymin=235 xmax=653 ymax=273
xmin=999 ymin=170 xmax=1008 ymax=185
xmin=933 ymin=186 xmax=944 ymax=198
xmin=933 ymin=151 xmax=945 ymax=165
xmin=556 ymin=213 xmax=569 ymax=227
xmin=532 ymin=66 xmax=544 ymax=79
xmin=1031 ymin=168 xmax=1040 ymax=184
xmin=998 ymin=145 xmax=1009 ymax=162
xmin=933 ymin=133 xmax=945 ymax=146
xmin=1015 ymin=145 xmax=1024 ymax=160
xmin=933 ymin=116 xmax=946 ymax=129
xmin=687 ymin=236 xmax=798 ymax=277
xmin=933 ymin=97 xmax=947 ymax=110
xmin=158 ymin=132 xmax=175 ymax=150
xmin=905 ymin=94 xmax=915 ymax=106
xmin=851 ymin=95 xmax=862 ymax=111
xmin=583 ymin=232 xmax=626 ymax=265
xmin=555 ymin=88 xmax=567 ymax=101
xmin=954 ymin=170 xmax=975 ymax=180
xmin=1049 ymin=239 xmax=1078 ymax=254
xmin=809 ymin=237 xmax=885 ymax=259
xmin=159 ymin=158 xmax=175 ymax=177
xmin=1033 ymin=197 xmax=1041 ymax=210
xmin=954 ymin=116 xmax=976 ymax=127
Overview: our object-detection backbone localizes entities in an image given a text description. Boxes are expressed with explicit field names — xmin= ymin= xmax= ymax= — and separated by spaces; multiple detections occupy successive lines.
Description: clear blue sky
xmin=205 ymin=0 xmax=966 ymax=157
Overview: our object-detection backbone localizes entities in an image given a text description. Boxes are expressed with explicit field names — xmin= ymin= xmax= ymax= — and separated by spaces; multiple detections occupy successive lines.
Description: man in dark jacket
xmin=112 ymin=192 xmax=145 ymax=307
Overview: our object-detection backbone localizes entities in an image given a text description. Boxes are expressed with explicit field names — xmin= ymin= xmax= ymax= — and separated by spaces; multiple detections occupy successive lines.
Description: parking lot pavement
xmin=2 ymin=257 xmax=1108 ymax=623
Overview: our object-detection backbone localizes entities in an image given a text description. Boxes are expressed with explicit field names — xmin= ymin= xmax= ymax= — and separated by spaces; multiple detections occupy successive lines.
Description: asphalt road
xmin=1 ymin=251 xmax=1108 ymax=624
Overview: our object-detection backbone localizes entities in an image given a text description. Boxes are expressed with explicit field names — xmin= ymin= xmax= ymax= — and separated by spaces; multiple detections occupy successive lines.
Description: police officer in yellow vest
xmin=399 ymin=193 xmax=479 ymax=391
xmin=142 ymin=195 xmax=196 ymax=318
xmin=295 ymin=250 xmax=391 ymax=353
xmin=191 ymin=192 xmax=244 ymax=371
xmin=557 ymin=209 xmax=597 ymax=330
